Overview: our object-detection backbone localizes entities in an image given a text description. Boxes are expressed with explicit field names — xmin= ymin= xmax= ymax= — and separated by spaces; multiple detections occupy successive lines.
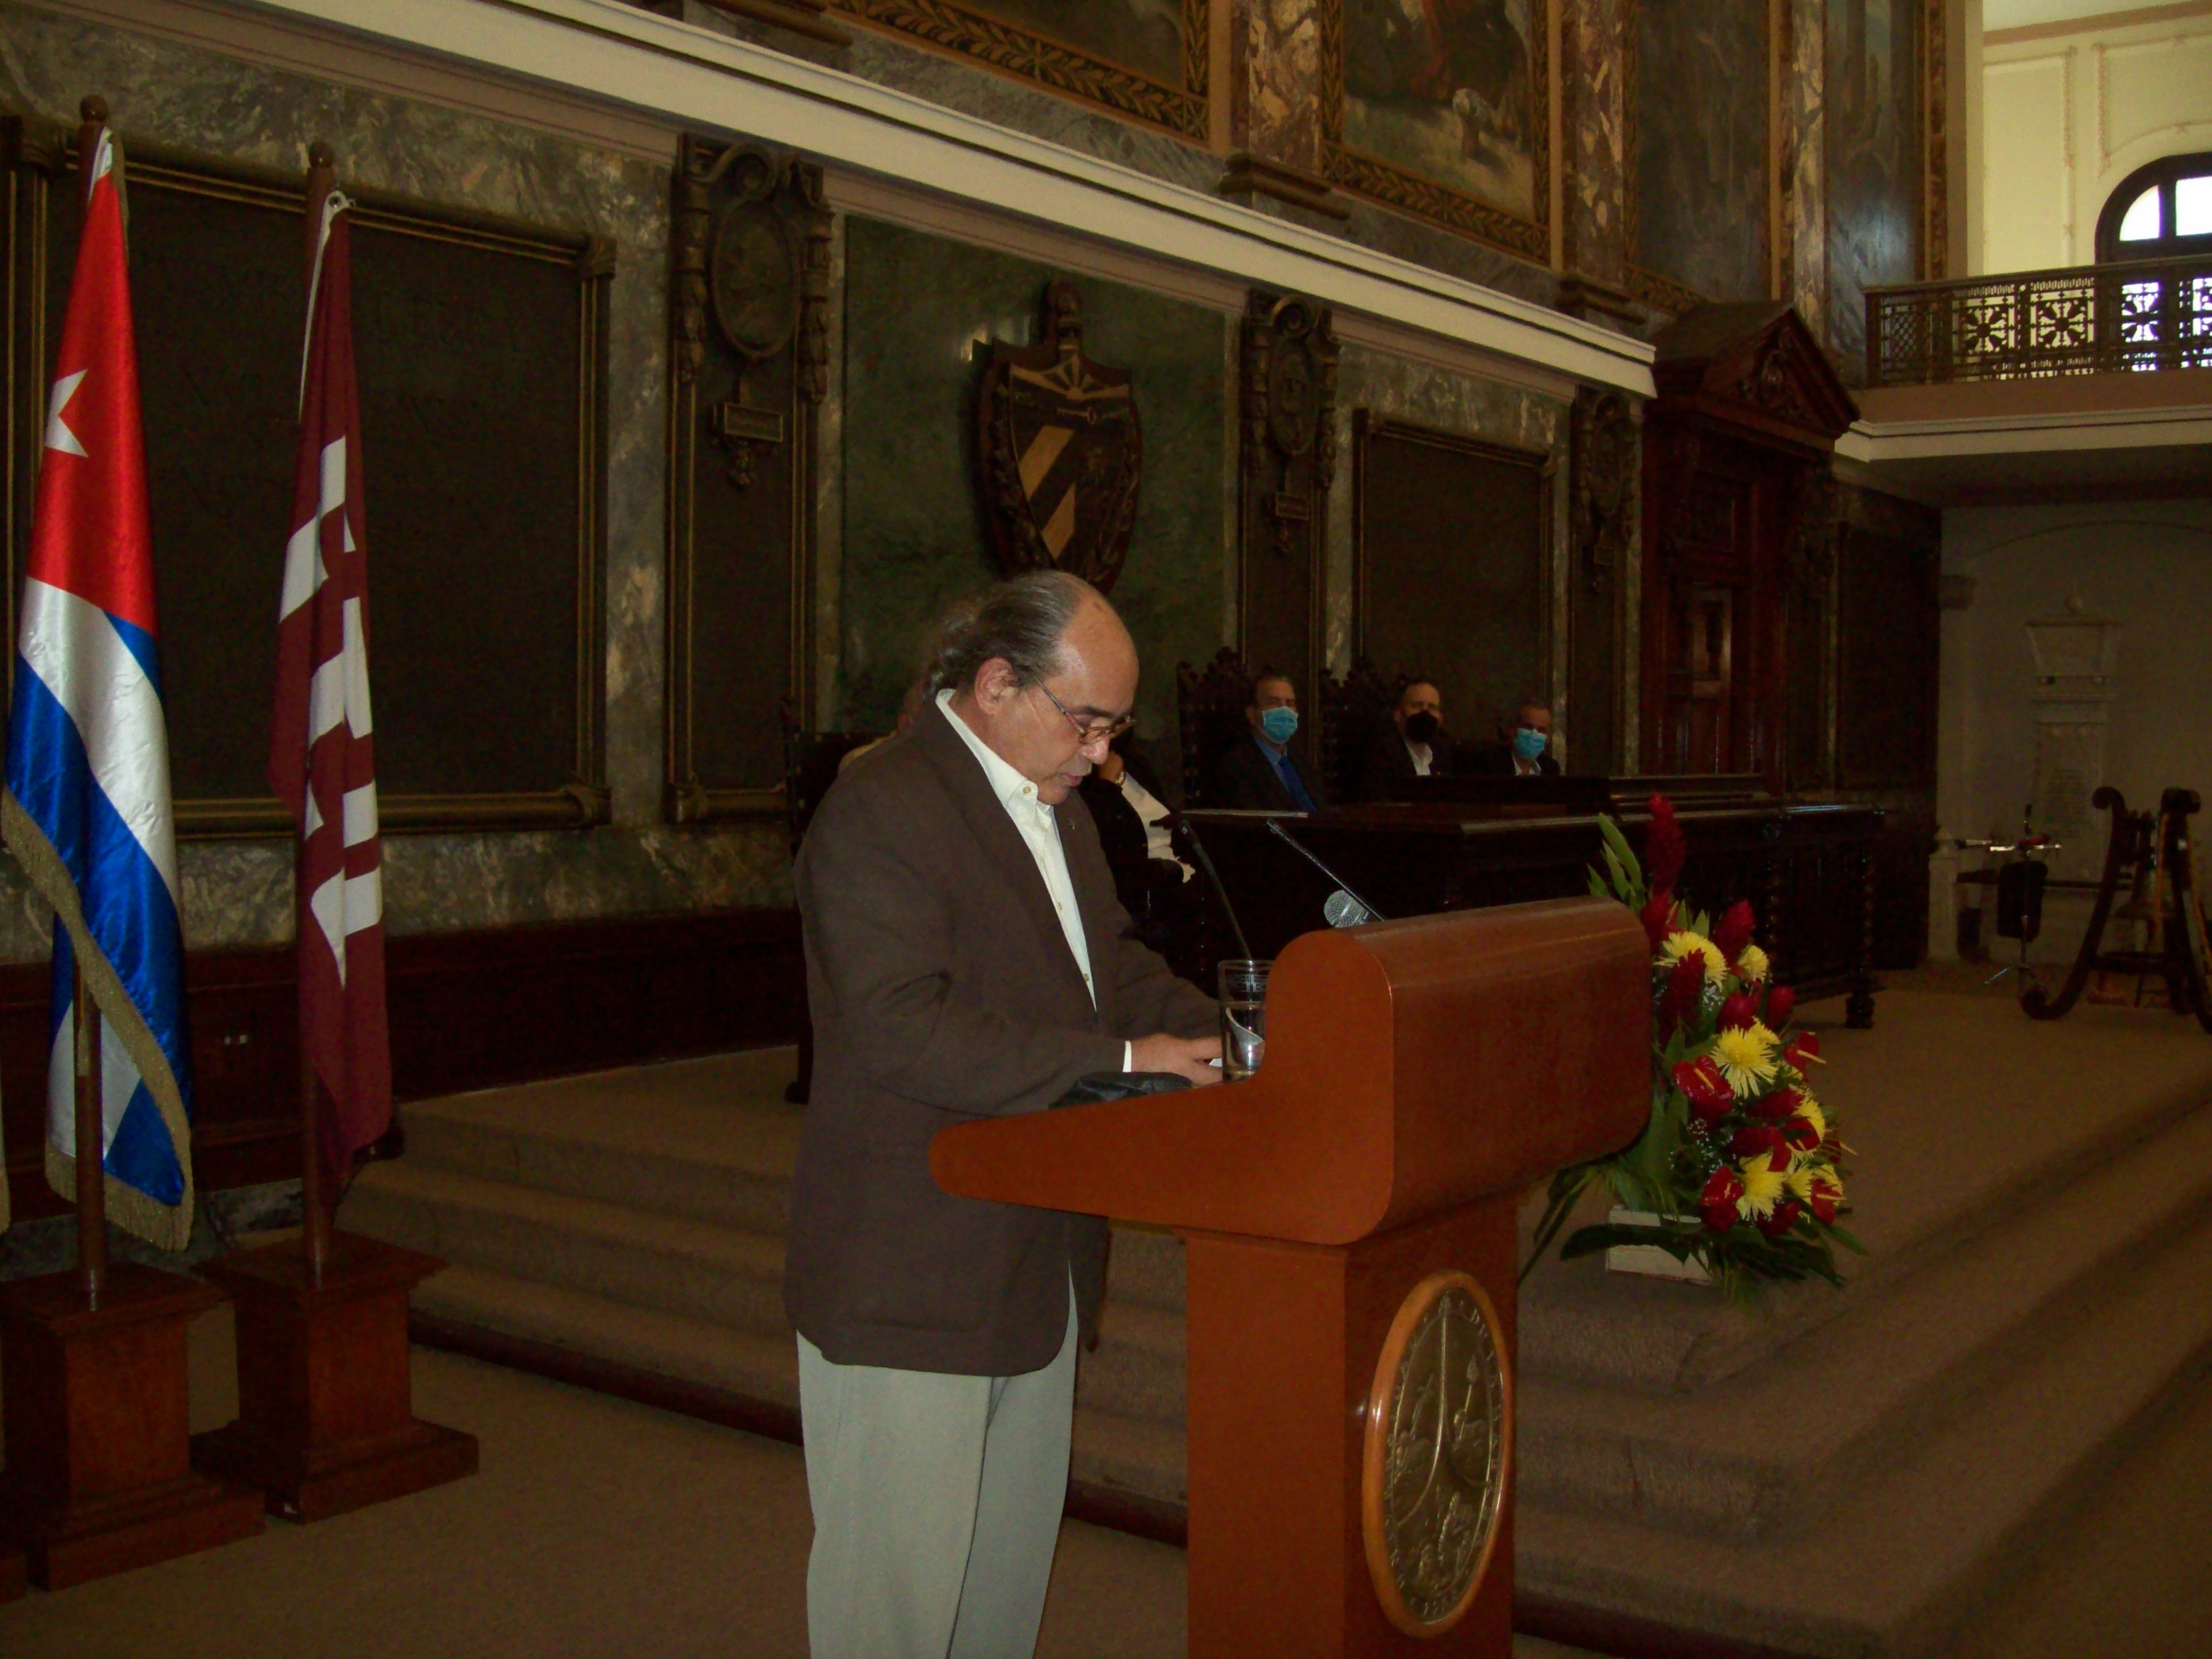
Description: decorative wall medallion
xmin=1571 ymin=389 xmax=1634 ymax=597
xmin=711 ymin=207 xmax=801 ymax=360
xmin=1238 ymin=291 xmax=1337 ymax=710
xmin=1360 ymin=1270 xmax=1511 ymax=1638
xmin=976 ymin=279 xmax=1142 ymax=593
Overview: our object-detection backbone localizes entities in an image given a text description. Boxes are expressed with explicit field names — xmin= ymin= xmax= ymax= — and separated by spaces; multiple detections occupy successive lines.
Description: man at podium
xmin=787 ymin=570 xmax=1219 ymax=1659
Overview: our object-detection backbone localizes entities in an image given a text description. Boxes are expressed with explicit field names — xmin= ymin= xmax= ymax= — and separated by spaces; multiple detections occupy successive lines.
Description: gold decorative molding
xmin=1624 ymin=262 xmax=1709 ymax=318
xmin=828 ymin=0 xmax=1209 ymax=141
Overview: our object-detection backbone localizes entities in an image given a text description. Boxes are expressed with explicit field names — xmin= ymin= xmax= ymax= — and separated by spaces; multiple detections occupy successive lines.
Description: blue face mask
xmin=1514 ymin=727 xmax=1548 ymax=761
xmin=1259 ymin=706 xmax=1299 ymax=746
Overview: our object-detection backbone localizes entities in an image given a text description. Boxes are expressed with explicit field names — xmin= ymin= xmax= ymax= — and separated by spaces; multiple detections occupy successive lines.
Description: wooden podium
xmin=932 ymin=897 xmax=1648 ymax=1657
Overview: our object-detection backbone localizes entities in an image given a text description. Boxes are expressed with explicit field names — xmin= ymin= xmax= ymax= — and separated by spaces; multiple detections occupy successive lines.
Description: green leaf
xmin=1598 ymin=815 xmax=1646 ymax=899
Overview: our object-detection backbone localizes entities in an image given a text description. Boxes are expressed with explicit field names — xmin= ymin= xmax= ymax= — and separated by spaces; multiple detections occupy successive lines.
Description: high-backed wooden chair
xmin=1319 ymin=656 xmax=1400 ymax=805
xmin=781 ymin=701 xmax=880 ymax=857
xmin=781 ymin=703 xmax=879 ymax=1103
xmin=1175 ymin=648 xmax=1254 ymax=808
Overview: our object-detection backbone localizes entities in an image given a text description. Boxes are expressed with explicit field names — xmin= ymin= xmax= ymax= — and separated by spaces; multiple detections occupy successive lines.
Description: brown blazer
xmin=787 ymin=699 xmax=1217 ymax=1375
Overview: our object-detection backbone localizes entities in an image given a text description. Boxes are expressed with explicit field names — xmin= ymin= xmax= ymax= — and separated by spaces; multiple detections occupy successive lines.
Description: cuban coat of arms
xmin=976 ymin=280 xmax=1143 ymax=595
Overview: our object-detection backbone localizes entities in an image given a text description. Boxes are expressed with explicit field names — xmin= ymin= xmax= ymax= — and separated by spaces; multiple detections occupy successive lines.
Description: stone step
xmin=1518 ymin=994 xmax=2212 ymax=1395
xmin=411 ymin=1262 xmax=1187 ymax=1504
xmin=1516 ymin=1180 xmax=2212 ymax=1659
xmin=343 ymin=1161 xmax=790 ymax=1337
xmin=1518 ymin=1093 xmax=2212 ymax=1538
xmin=395 ymin=1051 xmax=803 ymax=1234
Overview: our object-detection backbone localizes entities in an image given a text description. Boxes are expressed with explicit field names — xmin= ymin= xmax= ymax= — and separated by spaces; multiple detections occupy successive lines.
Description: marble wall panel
xmin=1559 ymin=0 xmax=1629 ymax=287
xmin=0 ymin=9 xmax=790 ymax=964
xmin=1322 ymin=347 xmax=1569 ymax=742
xmin=1825 ymin=0 xmax=1923 ymax=379
xmin=1784 ymin=0 xmax=1828 ymax=343
xmin=1231 ymin=0 xmax=1327 ymax=176
xmin=838 ymin=217 xmax=1230 ymax=754
xmin=1632 ymin=0 xmax=1770 ymax=301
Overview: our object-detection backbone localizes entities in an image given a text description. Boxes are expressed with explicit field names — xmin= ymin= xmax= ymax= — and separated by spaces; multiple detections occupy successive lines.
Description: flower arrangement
xmin=1525 ymin=796 xmax=1864 ymax=1303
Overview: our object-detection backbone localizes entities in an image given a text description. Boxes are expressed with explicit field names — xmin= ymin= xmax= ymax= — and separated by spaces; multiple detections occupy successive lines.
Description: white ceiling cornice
xmin=223 ymin=0 xmax=1656 ymax=396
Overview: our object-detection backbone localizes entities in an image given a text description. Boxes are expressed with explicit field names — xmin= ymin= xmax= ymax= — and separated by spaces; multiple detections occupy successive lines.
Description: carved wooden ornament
xmin=977 ymin=281 xmax=1142 ymax=593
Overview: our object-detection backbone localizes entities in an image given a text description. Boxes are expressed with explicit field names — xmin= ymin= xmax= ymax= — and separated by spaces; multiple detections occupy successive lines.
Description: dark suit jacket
xmin=788 ymin=701 xmax=1216 ymax=1375
xmin=1210 ymin=736 xmax=1325 ymax=811
xmin=1354 ymin=726 xmax=1458 ymax=802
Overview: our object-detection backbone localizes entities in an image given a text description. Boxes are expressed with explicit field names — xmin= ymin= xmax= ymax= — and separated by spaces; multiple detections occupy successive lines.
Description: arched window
xmin=2095 ymin=152 xmax=2212 ymax=262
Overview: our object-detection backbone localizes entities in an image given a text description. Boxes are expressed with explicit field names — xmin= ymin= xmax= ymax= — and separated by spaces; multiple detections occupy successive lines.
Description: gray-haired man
xmin=787 ymin=570 xmax=1219 ymax=1657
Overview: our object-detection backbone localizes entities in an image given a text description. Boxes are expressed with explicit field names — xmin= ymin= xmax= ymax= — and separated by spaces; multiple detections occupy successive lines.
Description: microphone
xmin=1265 ymin=818 xmax=1389 ymax=926
xmin=1322 ymin=889 xmax=1376 ymax=929
xmin=1179 ymin=820 xmax=1256 ymax=962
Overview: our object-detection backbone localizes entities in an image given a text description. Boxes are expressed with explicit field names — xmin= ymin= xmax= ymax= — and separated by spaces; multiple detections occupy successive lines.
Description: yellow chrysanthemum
xmin=1794 ymin=1099 xmax=1829 ymax=1149
xmin=1659 ymin=929 xmax=1727 ymax=987
xmin=1785 ymin=1161 xmax=1841 ymax=1207
xmin=1711 ymin=1022 xmax=1781 ymax=1097
xmin=1737 ymin=1158 xmax=1787 ymax=1218
xmin=1735 ymin=943 xmax=1770 ymax=984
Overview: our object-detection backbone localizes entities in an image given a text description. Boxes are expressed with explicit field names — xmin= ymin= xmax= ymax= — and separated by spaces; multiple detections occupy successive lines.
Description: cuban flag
xmin=1 ymin=121 xmax=195 ymax=1251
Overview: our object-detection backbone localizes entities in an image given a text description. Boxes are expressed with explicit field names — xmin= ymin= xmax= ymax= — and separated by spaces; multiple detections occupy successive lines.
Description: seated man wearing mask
xmin=1355 ymin=678 xmax=1454 ymax=801
xmin=1209 ymin=672 xmax=1323 ymax=811
xmin=1493 ymin=699 xmax=1559 ymax=776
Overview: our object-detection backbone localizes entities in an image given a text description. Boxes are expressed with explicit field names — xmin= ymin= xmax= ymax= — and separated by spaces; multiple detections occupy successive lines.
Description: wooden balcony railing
xmin=1865 ymin=255 xmax=2212 ymax=387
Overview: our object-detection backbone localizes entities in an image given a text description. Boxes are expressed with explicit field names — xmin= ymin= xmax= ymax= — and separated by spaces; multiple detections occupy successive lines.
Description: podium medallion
xmin=1360 ymin=1270 xmax=1512 ymax=1636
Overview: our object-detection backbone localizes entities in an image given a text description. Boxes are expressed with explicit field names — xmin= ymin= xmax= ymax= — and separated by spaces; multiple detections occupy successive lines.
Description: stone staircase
xmin=340 ymin=993 xmax=2212 ymax=1658
xmin=338 ymin=1048 xmax=1194 ymax=1513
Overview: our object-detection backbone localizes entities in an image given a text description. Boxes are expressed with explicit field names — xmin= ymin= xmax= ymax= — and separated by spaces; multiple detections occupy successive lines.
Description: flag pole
xmin=297 ymin=139 xmax=336 ymax=1287
xmin=72 ymin=960 xmax=106 ymax=1309
xmin=71 ymin=95 xmax=111 ymax=1315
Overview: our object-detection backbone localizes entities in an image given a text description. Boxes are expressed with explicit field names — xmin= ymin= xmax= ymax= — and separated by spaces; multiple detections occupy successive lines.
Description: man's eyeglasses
xmin=1034 ymin=681 xmax=1135 ymax=746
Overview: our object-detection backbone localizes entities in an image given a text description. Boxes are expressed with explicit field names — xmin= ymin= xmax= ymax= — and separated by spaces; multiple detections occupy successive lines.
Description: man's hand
xmin=1129 ymin=1032 xmax=1223 ymax=1087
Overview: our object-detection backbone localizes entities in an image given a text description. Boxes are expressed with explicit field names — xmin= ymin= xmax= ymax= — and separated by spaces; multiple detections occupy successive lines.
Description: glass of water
xmin=1217 ymin=958 xmax=1272 ymax=1081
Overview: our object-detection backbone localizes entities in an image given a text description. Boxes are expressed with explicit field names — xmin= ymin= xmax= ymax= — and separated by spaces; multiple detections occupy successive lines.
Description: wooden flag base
xmin=191 ymin=1231 xmax=477 ymax=1523
xmin=0 ymin=1262 xmax=266 ymax=1589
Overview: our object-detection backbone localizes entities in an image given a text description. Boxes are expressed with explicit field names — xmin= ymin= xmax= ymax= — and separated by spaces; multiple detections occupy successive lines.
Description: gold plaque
xmin=1360 ymin=1270 xmax=1512 ymax=1637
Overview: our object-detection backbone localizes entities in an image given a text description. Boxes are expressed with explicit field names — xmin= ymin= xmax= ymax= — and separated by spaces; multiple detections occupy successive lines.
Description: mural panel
xmin=1629 ymin=0 xmax=1769 ymax=306
xmin=1825 ymin=0 xmax=1923 ymax=376
xmin=1327 ymin=0 xmax=1550 ymax=258
xmin=833 ymin=0 xmax=1208 ymax=140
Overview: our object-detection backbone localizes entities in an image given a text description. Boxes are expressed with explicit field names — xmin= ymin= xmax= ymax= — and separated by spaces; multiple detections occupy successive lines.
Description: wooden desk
xmin=1182 ymin=797 xmax=1883 ymax=1025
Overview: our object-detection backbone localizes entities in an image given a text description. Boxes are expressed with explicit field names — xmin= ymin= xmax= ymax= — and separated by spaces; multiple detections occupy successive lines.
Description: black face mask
xmin=1404 ymin=711 xmax=1441 ymax=744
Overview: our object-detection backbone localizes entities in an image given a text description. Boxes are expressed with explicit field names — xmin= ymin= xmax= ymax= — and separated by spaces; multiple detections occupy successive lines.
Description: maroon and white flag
xmin=270 ymin=188 xmax=389 ymax=1191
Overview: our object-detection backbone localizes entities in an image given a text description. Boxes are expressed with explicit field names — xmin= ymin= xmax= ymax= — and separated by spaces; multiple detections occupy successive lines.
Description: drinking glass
xmin=1217 ymin=958 xmax=1271 ymax=1081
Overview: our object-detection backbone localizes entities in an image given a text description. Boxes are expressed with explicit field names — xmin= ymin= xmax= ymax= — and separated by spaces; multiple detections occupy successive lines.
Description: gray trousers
xmin=796 ymin=1287 xmax=1078 ymax=1659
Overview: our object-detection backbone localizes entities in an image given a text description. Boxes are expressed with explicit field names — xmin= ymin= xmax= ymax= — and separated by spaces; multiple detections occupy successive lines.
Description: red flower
xmin=1780 ymin=1113 xmax=1822 ymax=1154
xmin=1660 ymin=952 xmax=1707 ymax=1034
xmin=1806 ymin=1177 xmax=1842 ymax=1225
xmin=1717 ymin=992 xmax=1758 ymax=1031
xmin=1699 ymin=1166 xmax=1744 ymax=1233
xmin=1673 ymin=1056 xmax=1733 ymax=1122
xmin=1730 ymin=1121 xmax=1791 ymax=1170
xmin=1784 ymin=1030 xmax=1823 ymax=1069
xmin=1713 ymin=900 xmax=1757 ymax=968
xmin=1753 ymin=1085 xmax=1802 ymax=1122
xmin=1764 ymin=984 xmax=1797 ymax=1029
xmin=1640 ymin=889 xmax=1676 ymax=953
xmin=1756 ymin=1199 xmax=1803 ymax=1238
xmin=1646 ymin=795 xmax=1685 ymax=893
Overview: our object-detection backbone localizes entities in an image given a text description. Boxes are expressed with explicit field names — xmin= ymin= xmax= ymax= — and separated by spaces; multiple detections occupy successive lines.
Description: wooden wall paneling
xmin=0 ymin=123 xmax=613 ymax=838
xmin=3 ymin=911 xmax=805 ymax=1222
xmin=1567 ymin=389 xmax=1634 ymax=774
xmin=1783 ymin=466 xmax=1840 ymax=793
xmin=665 ymin=137 xmax=827 ymax=823
xmin=1237 ymin=291 xmax=1337 ymax=723
xmin=1353 ymin=413 xmax=1552 ymax=750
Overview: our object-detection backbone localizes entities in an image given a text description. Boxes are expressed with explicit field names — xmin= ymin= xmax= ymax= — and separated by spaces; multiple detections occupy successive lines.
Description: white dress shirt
xmin=1403 ymin=737 xmax=1434 ymax=777
xmin=940 ymin=691 xmax=1134 ymax=1068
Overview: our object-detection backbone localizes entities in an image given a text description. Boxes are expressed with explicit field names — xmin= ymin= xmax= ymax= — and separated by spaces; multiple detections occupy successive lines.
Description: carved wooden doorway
xmin=1638 ymin=304 xmax=1857 ymax=785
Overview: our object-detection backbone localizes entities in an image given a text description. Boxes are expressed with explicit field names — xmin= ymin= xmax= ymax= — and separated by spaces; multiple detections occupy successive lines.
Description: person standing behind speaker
xmin=1356 ymin=678 xmax=1456 ymax=801
xmin=788 ymin=570 xmax=1220 ymax=1659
